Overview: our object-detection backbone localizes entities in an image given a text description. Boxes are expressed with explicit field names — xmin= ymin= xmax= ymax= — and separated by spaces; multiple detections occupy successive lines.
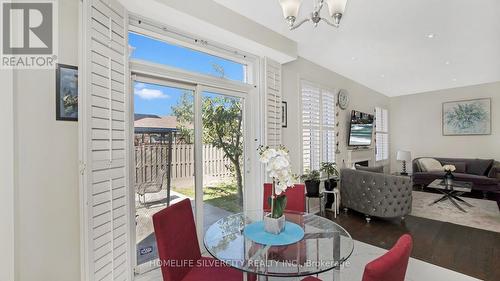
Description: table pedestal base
xmin=429 ymin=190 xmax=473 ymax=212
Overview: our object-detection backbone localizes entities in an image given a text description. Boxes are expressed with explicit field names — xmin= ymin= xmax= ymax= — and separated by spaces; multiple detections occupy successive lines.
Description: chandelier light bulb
xmin=279 ymin=0 xmax=348 ymax=30
xmin=279 ymin=0 xmax=303 ymax=19
xmin=326 ymin=0 xmax=348 ymax=17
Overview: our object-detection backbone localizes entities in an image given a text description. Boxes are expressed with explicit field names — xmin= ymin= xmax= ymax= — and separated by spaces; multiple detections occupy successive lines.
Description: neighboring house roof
xmin=134 ymin=116 xmax=179 ymax=134
xmin=134 ymin=113 xmax=160 ymax=121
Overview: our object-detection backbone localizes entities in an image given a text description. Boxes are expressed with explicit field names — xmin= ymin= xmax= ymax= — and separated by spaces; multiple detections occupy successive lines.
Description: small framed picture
xmin=56 ymin=64 xmax=78 ymax=121
xmin=281 ymin=101 xmax=287 ymax=128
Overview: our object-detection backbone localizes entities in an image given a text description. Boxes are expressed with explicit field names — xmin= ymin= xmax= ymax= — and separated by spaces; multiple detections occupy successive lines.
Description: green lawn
xmin=173 ymin=182 xmax=242 ymax=213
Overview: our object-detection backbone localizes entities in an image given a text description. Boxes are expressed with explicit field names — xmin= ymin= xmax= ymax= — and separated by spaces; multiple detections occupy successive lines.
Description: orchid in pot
xmin=258 ymin=145 xmax=297 ymax=234
xmin=443 ymin=164 xmax=456 ymax=186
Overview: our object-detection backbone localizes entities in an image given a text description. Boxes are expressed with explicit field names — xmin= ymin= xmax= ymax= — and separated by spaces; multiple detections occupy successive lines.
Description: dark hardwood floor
xmin=325 ymin=210 xmax=500 ymax=281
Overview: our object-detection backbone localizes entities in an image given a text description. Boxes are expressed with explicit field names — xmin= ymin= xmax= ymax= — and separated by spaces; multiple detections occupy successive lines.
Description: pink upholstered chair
xmin=263 ymin=183 xmax=306 ymax=212
xmin=361 ymin=234 xmax=413 ymax=281
xmin=152 ymin=199 xmax=243 ymax=281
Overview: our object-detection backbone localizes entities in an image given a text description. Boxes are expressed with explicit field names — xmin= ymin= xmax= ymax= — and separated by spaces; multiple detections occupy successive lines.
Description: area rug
xmin=411 ymin=191 xmax=500 ymax=233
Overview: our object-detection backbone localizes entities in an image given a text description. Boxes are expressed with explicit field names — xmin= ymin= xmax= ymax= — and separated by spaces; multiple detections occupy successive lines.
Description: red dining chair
xmin=259 ymin=183 xmax=307 ymax=264
xmin=361 ymin=234 xmax=413 ymax=281
xmin=263 ymin=183 xmax=306 ymax=212
xmin=152 ymin=199 xmax=243 ymax=281
xmin=300 ymin=234 xmax=413 ymax=281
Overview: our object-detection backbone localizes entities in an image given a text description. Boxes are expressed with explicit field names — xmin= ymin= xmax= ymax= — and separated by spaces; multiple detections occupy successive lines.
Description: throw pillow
xmin=442 ymin=162 xmax=466 ymax=173
xmin=355 ymin=164 xmax=384 ymax=173
xmin=467 ymin=159 xmax=494 ymax=176
xmin=488 ymin=161 xmax=500 ymax=178
xmin=418 ymin=158 xmax=443 ymax=172
xmin=415 ymin=159 xmax=424 ymax=172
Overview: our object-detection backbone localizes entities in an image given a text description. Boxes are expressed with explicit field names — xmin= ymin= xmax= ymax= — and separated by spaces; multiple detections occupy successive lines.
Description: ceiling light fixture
xmin=278 ymin=0 xmax=348 ymax=30
xmin=426 ymin=33 xmax=436 ymax=39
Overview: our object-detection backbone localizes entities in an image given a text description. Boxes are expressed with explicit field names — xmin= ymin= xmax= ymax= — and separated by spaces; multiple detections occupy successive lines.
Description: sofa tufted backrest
xmin=340 ymin=169 xmax=412 ymax=218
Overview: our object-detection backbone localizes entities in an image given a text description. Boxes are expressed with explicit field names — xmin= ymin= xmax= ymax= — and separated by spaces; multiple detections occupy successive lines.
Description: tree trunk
xmin=233 ymin=155 xmax=244 ymax=206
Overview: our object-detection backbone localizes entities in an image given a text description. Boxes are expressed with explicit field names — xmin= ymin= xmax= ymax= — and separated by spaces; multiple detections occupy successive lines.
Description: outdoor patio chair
xmin=136 ymin=168 xmax=167 ymax=206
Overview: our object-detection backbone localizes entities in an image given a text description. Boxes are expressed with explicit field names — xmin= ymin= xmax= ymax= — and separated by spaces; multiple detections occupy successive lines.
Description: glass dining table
xmin=204 ymin=210 xmax=354 ymax=279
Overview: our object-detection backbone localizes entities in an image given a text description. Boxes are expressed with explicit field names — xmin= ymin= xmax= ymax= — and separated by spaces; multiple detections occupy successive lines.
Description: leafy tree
xmin=173 ymin=92 xmax=244 ymax=205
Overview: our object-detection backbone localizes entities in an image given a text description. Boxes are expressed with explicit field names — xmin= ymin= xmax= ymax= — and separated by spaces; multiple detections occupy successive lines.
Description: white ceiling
xmin=214 ymin=0 xmax=500 ymax=96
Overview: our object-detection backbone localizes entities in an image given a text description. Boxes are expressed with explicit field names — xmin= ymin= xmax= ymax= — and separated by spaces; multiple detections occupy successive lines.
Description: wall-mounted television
xmin=348 ymin=110 xmax=374 ymax=146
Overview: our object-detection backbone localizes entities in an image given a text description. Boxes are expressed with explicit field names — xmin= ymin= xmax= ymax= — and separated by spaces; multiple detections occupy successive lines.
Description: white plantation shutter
xmin=322 ymin=90 xmax=336 ymax=163
xmin=264 ymin=58 xmax=282 ymax=148
xmin=302 ymin=82 xmax=336 ymax=172
xmin=302 ymin=82 xmax=320 ymax=171
xmin=80 ymin=1 xmax=131 ymax=281
xmin=375 ymin=107 xmax=389 ymax=161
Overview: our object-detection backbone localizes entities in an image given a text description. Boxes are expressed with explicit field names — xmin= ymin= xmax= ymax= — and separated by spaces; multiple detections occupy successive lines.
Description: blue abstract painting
xmin=443 ymin=98 xmax=491 ymax=135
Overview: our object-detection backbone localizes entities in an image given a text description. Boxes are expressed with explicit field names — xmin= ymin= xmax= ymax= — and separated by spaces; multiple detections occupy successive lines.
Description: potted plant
xmin=301 ymin=169 xmax=321 ymax=197
xmin=443 ymin=164 xmax=456 ymax=187
xmin=258 ymin=145 xmax=296 ymax=234
xmin=320 ymin=162 xmax=340 ymax=191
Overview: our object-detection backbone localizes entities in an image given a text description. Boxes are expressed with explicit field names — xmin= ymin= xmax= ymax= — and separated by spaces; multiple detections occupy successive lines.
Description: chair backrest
xmin=263 ymin=183 xmax=306 ymax=213
xmin=153 ymin=199 xmax=201 ymax=281
xmin=361 ymin=234 xmax=413 ymax=281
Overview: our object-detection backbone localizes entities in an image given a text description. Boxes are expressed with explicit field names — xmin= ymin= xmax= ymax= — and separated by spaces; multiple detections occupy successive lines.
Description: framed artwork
xmin=281 ymin=101 xmax=287 ymax=128
xmin=56 ymin=64 xmax=78 ymax=121
xmin=442 ymin=98 xmax=491 ymax=135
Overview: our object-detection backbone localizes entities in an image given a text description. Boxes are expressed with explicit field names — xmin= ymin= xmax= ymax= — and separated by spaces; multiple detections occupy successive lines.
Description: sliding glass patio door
xmin=132 ymin=77 xmax=197 ymax=273
xmin=200 ymin=88 xmax=246 ymax=232
xmin=131 ymin=74 xmax=250 ymax=274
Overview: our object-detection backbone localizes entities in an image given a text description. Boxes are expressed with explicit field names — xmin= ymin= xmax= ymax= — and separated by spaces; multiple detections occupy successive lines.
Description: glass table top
xmin=203 ymin=210 xmax=354 ymax=277
xmin=427 ymin=179 xmax=473 ymax=192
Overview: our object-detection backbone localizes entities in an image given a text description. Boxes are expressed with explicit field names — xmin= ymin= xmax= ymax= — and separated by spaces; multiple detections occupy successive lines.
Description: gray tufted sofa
xmin=340 ymin=168 xmax=413 ymax=222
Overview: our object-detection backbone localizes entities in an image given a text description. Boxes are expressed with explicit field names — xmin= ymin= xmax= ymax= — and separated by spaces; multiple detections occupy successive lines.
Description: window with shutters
xmin=375 ymin=107 xmax=389 ymax=161
xmin=301 ymin=81 xmax=336 ymax=172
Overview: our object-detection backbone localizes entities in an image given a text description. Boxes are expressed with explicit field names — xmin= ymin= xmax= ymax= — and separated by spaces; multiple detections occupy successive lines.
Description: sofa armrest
xmin=340 ymin=169 xmax=413 ymax=218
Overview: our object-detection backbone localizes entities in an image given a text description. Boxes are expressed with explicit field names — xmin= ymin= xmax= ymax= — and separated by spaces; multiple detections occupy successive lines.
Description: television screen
xmin=348 ymin=110 xmax=374 ymax=146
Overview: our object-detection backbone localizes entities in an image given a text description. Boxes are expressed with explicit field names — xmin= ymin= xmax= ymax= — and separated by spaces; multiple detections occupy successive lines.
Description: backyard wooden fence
xmin=135 ymin=143 xmax=232 ymax=184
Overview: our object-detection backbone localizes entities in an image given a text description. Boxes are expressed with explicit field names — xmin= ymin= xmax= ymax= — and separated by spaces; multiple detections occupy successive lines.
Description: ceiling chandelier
xmin=278 ymin=0 xmax=348 ymax=30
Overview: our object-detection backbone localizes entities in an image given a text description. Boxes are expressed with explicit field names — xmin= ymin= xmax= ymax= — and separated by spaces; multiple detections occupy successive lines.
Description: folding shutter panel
xmin=80 ymin=0 xmax=131 ymax=280
xmin=264 ymin=58 xmax=282 ymax=148
xmin=376 ymin=133 xmax=389 ymax=161
xmin=302 ymin=82 xmax=321 ymax=171
xmin=322 ymin=90 xmax=336 ymax=163
xmin=375 ymin=108 xmax=389 ymax=161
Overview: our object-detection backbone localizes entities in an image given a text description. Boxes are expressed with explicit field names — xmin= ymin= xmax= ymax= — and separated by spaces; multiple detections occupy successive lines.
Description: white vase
xmin=264 ymin=214 xmax=285 ymax=235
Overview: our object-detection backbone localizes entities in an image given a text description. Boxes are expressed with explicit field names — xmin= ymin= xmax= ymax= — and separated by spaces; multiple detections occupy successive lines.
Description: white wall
xmin=281 ymin=57 xmax=391 ymax=175
xmin=0 ymin=68 xmax=14 ymax=281
xmin=13 ymin=0 xmax=81 ymax=280
xmin=390 ymin=81 xmax=500 ymax=173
